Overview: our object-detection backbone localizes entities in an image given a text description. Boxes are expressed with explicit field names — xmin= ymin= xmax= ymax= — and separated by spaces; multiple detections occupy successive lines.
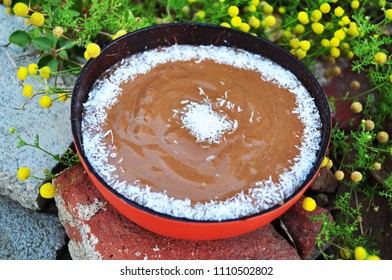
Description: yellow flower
xmin=325 ymin=158 xmax=333 ymax=169
xmin=220 ymin=22 xmax=231 ymax=28
xmin=8 ymin=127 xmax=16 ymax=134
xmin=17 ymin=166 xmax=30 ymax=181
xmin=321 ymin=38 xmax=330 ymax=47
xmin=376 ymin=131 xmax=389 ymax=143
xmin=263 ymin=15 xmax=276 ymax=27
xmin=182 ymin=5 xmax=190 ymax=13
xmin=335 ymin=170 xmax=345 ymax=181
xmin=3 ymin=0 xmax=12 ymax=7
xmin=84 ymin=50 xmax=91 ymax=60
xmin=28 ymin=63 xmax=38 ymax=75
xmin=231 ymin=16 xmax=242 ymax=27
xmin=330 ymin=47 xmax=341 ymax=58
xmin=366 ymin=255 xmax=381 ymax=260
xmin=58 ymin=93 xmax=68 ymax=102
xmin=302 ymin=197 xmax=317 ymax=212
xmin=385 ymin=9 xmax=392 ymax=21
xmin=334 ymin=6 xmax=345 ymax=17
xmin=282 ymin=29 xmax=293 ymax=39
xmin=364 ymin=119 xmax=375 ymax=131
xmin=340 ymin=42 xmax=350 ymax=52
xmin=262 ymin=3 xmax=273 ymax=14
xmin=311 ymin=22 xmax=325 ymax=34
xmin=17 ymin=66 xmax=28 ymax=80
xmin=319 ymin=3 xmax=331 ymax=14
xmin=354 ymin=246 xmax=368 ymax=260
xmin=40 ymin=182 xmax=57 ymax=199
xmin=341 ymin=16 xmax=351 ymax=25
xmin=351 ymin=1 xmax=360 ymax=9
xmin=13 ymin=2 xmax=29 ymax=17
xmin=86 ymin=43 xmax=101 ymax=59
xmin=112 ymin=29 xmax=127 ymax=40
xmin=248 ymin=5 xmax=257 ymax=13
xmin=30 ymin=12 xmax=45 ymax=27
xmin=290 ymin=38 xmax=300 ymax=49
xmin=351 ymin=171 xmax=363 ymax=183
xmin=339 ymin=247 xmax=351 ymax=259
xmin=294 ymin=48 xmax=307 ymax=60
xmin=293 ymin=24 xmax=305 ymax=35
xmin=278 ymin=6 xmax=286 ymax=14
xmin=330 ymin=37 xmax=341 ymax=47
xmin=239 ymin=22 xmax=250 ymax=33
xmin=299 ymin=40 xmax=311 ymax=51
xmin=53 ymin=26 xmax=64 ymax=38
xmin=374 ymin=52 xmax=388 ymax=65
xmin=334 ymin=29 xmax=346 ymax=40
xmin=311 ymin=10 xmax=322 ymax=22
xmin=39 ymin=66 xmax=51 ymax=79
xmin=346 ymin=23 xmax=359 ymax=37
xmin=298 ymin=11 xmax=309 ymax=25
xmin=378 ymin=0 xmax=386 ymax=7
xmin=23 ymin=84 xmax=33 ymax=97
xmin=39 ymin=95 xmax=52 ymax=109
xmin=228 ymin=6 xmax=239 ymax=17
xmin=195 ymin=10 xmax=206 ymax=19
xmin=248 ymin=16 xmax=261 ymax=28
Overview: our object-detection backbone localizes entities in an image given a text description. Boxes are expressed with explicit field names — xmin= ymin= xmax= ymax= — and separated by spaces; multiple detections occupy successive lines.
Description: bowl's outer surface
xmin=71 ymin=23 xmax=331 ymax=240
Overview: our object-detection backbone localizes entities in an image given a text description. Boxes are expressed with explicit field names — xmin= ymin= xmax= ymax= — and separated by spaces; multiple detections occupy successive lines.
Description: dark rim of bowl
xmin=71 ymin=22 xmax=331 ymax=224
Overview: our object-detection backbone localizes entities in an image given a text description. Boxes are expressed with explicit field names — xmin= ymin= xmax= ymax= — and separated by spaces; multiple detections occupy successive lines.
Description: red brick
xmin=280 ymin=197 xmax=333 ymax=259
xmin=55 ymin=164 xmax=301 ymax=260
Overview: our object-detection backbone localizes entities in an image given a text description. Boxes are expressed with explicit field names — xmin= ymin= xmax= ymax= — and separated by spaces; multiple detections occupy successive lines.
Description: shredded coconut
xmin=179 ymin=100 xmax=237 ymax=144
xmin=82 ymin=44 xmax=322 ymax=221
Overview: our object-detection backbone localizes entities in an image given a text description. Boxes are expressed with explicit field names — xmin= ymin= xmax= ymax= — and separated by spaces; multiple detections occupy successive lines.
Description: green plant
xmin=11 ymin=128 xmax=80 ymax=197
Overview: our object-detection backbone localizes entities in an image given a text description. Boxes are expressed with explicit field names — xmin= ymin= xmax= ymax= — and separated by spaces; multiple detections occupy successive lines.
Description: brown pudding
xmin=100 ymin=59 xmax=304 ymax=204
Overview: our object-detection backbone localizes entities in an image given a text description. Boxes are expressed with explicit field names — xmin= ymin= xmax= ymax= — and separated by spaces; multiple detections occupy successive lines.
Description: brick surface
xmin=54 ymin=164 xmax=302 ymax=260
xmin=310 ymin=168 xmax=339 ymax=194
xmin=280 ymin=197 xmax=333 ymax=259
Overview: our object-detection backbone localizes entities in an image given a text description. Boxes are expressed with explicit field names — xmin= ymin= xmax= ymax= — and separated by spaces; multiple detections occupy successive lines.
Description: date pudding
xmin=82 ymin=45 xmax=322 ymax=221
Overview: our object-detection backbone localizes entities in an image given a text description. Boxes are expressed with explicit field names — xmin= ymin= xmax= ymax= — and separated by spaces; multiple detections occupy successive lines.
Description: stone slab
xmin=0 ymin=6 xmax=73 ymax=210
xmin=0 ymin=194 xmax=67 ymax=259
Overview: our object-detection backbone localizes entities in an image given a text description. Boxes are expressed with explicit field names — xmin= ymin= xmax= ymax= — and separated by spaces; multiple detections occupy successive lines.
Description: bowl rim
xmin=71 ymin=22 xmax=331 ymax=224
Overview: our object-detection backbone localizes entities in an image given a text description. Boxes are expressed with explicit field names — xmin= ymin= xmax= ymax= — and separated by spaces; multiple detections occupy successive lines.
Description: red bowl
xmin=71 ymin=23 xmax=331 ymax=240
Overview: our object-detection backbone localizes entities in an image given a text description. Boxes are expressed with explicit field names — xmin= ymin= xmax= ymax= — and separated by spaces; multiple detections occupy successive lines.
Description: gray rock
xmin=0 ymin=6 xmax=73 ymax=210
xmin=0 ymin=194 xmax=67 ymax=259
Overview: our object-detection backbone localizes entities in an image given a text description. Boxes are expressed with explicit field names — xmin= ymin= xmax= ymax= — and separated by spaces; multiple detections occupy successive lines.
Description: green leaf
xmin=38 ymin=55 xmax=59 ymax=72
xmin=58 ymin=49 xmax=69 ymax=60
xmin=68 ymin=9 xmax=81 ymax=17
xmin=46 ymin=32 xmax=60 ymax=47
xmin=28 ymin=28 xmax=42 ymax=40
xmin=32 ymin=37 xmax=53 ymax=51
xmin=59 ymin=38 xmax=75 ymax=49
xmin=8 ymin=30 xmax=31 ymax=47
